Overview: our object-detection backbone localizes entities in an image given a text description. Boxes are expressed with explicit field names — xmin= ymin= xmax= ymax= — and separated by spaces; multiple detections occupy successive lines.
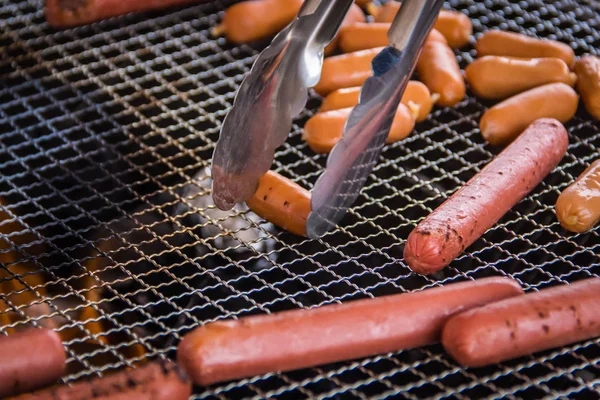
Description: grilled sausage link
xmin=555 ymin=160 xmax=600 ymax=233
xmin=475 ymin=30 xmax=575 ymax=67
xmin=416 ymin=40 xmax=465 ymax=107
xmin=442 ymin=278 xmax=600 ymax=367
xmin=404 ymin=119 xmax=568 ymax=275
xmin=479 ymin=83 xmax=578 ymax=146
xmin=0 ymin=328 xmax=66 ymax=398
xmin=574 ymin=56 xmax=600 ymax=120
xmin=465 ymin=56 xmax=577 ymax=100
xmin=178 ymin=277 xmax=523 ymax=386
xmin=11 ymin=361 xmax=191 ymax=400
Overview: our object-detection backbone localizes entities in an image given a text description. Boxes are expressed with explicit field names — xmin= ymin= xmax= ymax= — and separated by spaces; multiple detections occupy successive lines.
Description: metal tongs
xmin=209 ymin=0 xmax=444 ymax=238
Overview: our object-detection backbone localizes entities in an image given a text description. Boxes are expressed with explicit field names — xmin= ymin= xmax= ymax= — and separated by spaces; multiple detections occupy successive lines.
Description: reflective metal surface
xmin=307 ymin=0 xmax=444 ymax=238
xmin=211 ymin=0 xmax=354 ymax=211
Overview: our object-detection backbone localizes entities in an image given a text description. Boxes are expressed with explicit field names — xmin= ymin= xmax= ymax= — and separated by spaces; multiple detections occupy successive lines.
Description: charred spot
xmin=498 ymin=172 xmax=504 ymax=175
xmin=505 ymin=320 xmax=511 ymax=327
xmin=127 ymin=378 xmax=137 ymax=388
xmin=283 ymin=201 xmax=290 ymax=207
xmin=542 ymin=324 xmax=550 ymax=333
xmin=569 ymin=305 xmax=577 ymax=312
xmin=263 ymin=195 xmax=268 ymax=201
xmin=458 ymin=235 xmax=463 ymax=243
xmin=417 ymin=230 xmax=431 ymax=236
xmin=510 ymin=331 xmax=516 ymax=340
xmin=577 ymin=318 xmax=583 ymax=328
xmin=538 ymin=311 xmax=547 ymax=318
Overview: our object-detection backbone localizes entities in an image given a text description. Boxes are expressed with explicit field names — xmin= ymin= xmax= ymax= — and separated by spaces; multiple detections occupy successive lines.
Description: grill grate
xmin=1 ymin=0 xmax=600 ymax=398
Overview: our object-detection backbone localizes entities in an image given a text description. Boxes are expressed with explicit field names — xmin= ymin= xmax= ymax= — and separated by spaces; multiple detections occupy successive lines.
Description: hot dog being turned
xmin=404 ymin=118 xmax=568 ymax=275
xmin=178 ymin=277 xmax=523 ymax=386
xmin=442 ymin=278 xmax=600 ymax=368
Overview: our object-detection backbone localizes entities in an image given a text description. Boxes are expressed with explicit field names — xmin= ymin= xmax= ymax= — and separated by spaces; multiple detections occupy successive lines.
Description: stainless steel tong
xmin=209 ymin=0 xmax=444 ymax=237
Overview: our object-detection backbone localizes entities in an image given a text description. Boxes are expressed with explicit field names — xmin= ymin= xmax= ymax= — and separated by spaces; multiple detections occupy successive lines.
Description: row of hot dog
xmin=3 ymin=276 xmax=599 ymax=398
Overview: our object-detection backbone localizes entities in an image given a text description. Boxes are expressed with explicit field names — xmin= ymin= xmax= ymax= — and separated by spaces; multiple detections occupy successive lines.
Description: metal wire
xmin=0 ymin=0 xmax=599 ymax=398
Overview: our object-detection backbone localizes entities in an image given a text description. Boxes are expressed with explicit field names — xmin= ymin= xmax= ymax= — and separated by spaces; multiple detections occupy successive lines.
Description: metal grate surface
xmin=1 ymin=0 xmax=600 ymax=398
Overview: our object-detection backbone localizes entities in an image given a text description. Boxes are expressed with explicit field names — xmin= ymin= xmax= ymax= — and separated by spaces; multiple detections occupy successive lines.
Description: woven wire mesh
xmin=0 ymin=0 xmax=599 ymax=398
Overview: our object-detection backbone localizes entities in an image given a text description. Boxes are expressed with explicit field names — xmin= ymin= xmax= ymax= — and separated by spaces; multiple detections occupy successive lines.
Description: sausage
xmin=339 ymin=23 xmax=447 ymax=53
xmin=555 ymin=160 xmax=600 ymax=233
xmin=45 ymin=0 xmax=207 ymax=27
xmin=319 ymin=80 xmax=436 ymax=122
xmin=574 ymin=56 xmax=600 ymax=120
xmin=442 ymin=278 xmax=600 ymax=368
xmin=465 ymin=56 xmax=577 ymax=100
xmin=372 ymin=3 xmax=472 ymax=48
xmin=324 ymin=4 xmax=366 ymax=55
xmin=476 ymin=30 xmax=575 ymax=68
xmin=177 ymin=277 xmax=523 ymax=386
xmin=246 ymin=171 xmax=310 ymax=237
xmin=10 ymin=361 xmax=191 ymax=400
xmin=313 ymin=47 xmax=381 ymax=96
xmin=416 ymin=40 xmax=466 ymax=107
xmin=432 ymin=9 xmax=473 ymax=48
xmin=479 ymin=83 xmax=578 ymax=146
xmin=404 ymin=118 xmax=568 ymax=275
xmin=0 ymin=328 xmax=66 ymax=398
xmin=304 ymin=104 xmax=416 ymax=154
xmin=209 ymin=0 xmax=303 ymax=44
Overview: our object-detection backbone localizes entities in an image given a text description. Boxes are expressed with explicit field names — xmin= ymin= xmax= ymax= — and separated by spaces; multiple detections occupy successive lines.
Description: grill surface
xmin=1 ymin=0 xmax=600 ymax=398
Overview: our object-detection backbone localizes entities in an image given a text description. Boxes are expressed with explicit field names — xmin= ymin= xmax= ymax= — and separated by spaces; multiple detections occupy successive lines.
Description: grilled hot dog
xmin=303 ymin=103 xmax=417 ymax=153
xmin=339 ymin=23 xmax=446 ymax=53
xmin=324 ymin=4 xmax=366 ymax=55
xmin=404 ymin=119 xmax=568 ymax=275
xmin=416 ymin=40 xmax=465 ymax=107
xmin=246 ymin=171 xmax=310 ymax=237
xmin=442 ymin=278 xmax=600 ymax=367
xmin=476 ymin=30 xmax=575 ymax=67
xmin=11 ymin=361 xmax=191 ymax=400
xmin=465 ymin=56 xmax=577 ymax=100
xmin=319 ymin=80 xmax=436 ymax=122
xmin=178 ymin=277 xmax=523 ymax=386
xmin=574 ymin=56 xmax=600 ymax=120
xmin=555 ymin=160 xmax=600 ymax=233
xmin=479 ymin=83 xmax=578 ymax=146
xmin=0 ymin=328 xmax=66 ymax=398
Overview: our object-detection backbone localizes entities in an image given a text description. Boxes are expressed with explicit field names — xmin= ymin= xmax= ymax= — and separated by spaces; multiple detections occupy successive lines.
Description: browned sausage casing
xmin=442 ymin=278 xmax=600 ymax=368
xmin=177 ymin=277 xmax=523 ymax=386
xmin=574 ymin=56 xmax=600 ymax=120
xmin=0 ymin=328 xmax=66 ymax=398
xmin=404 ymin=119 xmax=568 ymax=275
xmin=555 ymin=159 xmax=600 ymax=233
xmin=324 ymin=4 xmax=366 ymax=55
xmin=10 ymin=361 xmax=191 ymax=400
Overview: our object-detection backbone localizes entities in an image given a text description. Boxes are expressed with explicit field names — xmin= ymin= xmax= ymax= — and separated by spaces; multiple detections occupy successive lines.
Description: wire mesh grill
xmin=0 ymin=0 xmax=599 ymax=398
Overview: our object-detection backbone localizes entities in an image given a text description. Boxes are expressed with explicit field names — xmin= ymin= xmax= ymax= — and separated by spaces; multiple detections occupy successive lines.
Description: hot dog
xmin=416 ymin=40 xmax=466 ymax=107
xmin=45 ymin=0 xmax=207 ymax=27
xmin=177 ymin=277 xmax=523 ymax=386
xmin=246 ymin=171 xmax=310 ymax=237
xmin=319 ymin=80 xmax=436 ymax=122
xmin=555 ymin=160 xmax=600 ymax=233
xmin=574 ymin=56 xmax=600 ymax=120
xmin=476 ymin=30 xmax=575 ymax=67
xmin=303 ymin=103 xmax=417 ymax=154
xmin=324 ymin=4 xmax=366 ymax=55
xmin=479 ymin=83 xmax=578 ymax=146
xmin=10 ymin=361 xmax=191 ymax=400
xmin=465 ymin=56 xmax=577 ymax=100
xmin=442 ymin=278 xmax=600 ymax=368
xmin=0 ymin=328 xmax=66 ymax=398
xmin=211 ymin=0 xmax=304 ymax=44
xmin=404 ymin=118 xmax=568 ymax=275
xmin=371 ymin=3 xmax=472 ymax=48
xmin=313 ymin=47 xmax=381 ymax=96
xmin=339 ymin=23 xmax=447 ymax=53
